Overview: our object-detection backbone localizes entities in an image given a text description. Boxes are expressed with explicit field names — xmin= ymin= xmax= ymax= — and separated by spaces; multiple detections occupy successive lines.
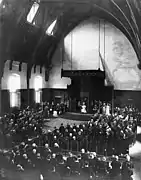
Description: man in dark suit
xmin=110 ymin=156 xmax=121 ymax=178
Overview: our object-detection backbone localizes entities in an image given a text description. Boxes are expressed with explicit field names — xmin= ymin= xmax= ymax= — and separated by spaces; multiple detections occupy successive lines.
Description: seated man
xmin=50 ymin=153 xmax=57 ymax=172
xmin=70 ymin=136 xmax=78 ymax=152
xmin=59 ymin=123 xmax=65 ymax=135
xmin=110 ymin=156 xmax=121 ymax=178
xmin=56 ymin=154 xmax=67 ymax=177
xmin=21 ymin=153 xmax=32 ymax=170
xmin=88 ymin=152 xmax=97 ymax=176
xmin=52 ymin=143 xmax=61 ymax=153
xmin=121 ymin=155 xmax=133 ymax=180
xmin=70 ymin=157 xmax=80 ymax=175
xmin=66 ymin=152 xmax=76 ymax=175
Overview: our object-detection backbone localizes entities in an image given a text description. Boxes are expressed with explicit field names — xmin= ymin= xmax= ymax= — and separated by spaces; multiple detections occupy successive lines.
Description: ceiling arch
xmin=0 ymin=0 xmax=141 ymax=70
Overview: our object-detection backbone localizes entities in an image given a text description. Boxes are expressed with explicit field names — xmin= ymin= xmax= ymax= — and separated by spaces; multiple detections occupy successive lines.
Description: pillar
xmin=0 ymin=81 xmax=1 ymax=116
xmin=0 ymin=61 xmax=4 ymax=116
xmin=112 ymin=86 xmax=114 ymax=115
xmin=27 ymin=76 xmax=30 ymax=106
xmin=0 ymin=60 xmax=5 ymax=148
xmin=27 ymin=65 xmax=31 ymax=107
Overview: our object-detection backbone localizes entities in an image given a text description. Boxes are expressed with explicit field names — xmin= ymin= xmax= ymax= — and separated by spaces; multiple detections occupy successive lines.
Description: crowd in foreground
xmin=0 ymin=143 xmax=133 ymax=180
xmin=0 ymin=102 xmax=138 ymax=179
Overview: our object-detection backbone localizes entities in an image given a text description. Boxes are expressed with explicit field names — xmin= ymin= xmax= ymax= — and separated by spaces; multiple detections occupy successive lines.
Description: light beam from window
xmin=34 ymin=76 xmax=43 ymax=103
xmin=35 ymin=91 xmax=42 ymax=104
xmin=34 ymin=76 xmax=43 ymax=91
xmin=27 ymin=2 xmax=39 ymax=24
xmin=8 ymin=74 xmax=21 ymax=107
xmin=8 ymin=74 xmax=20 ymax=93
xmin=46 ymin=19 xmax=57 ymax=36
xmin=0 ymin=0 xmax=3 ymax=6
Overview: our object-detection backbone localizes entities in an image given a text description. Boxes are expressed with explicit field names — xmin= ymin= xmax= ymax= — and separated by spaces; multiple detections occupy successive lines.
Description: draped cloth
xmin=81 ymin=105 xmax=87 ymax=114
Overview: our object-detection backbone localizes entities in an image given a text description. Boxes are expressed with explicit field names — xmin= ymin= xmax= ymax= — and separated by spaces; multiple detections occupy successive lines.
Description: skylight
xmin=0 ymin=0 xmax=3 ymax=7
xmin=46 ymin=19 xmax=57 ymax=36
xmin=27 ymin=2 xmax=39 ymax=23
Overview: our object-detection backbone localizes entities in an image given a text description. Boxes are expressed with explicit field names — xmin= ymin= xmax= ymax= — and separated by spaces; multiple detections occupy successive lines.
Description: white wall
xmin=48 ymin=46 xmax=71 ymax=89
xmin=29 ymin=65 xmax=49 ymax=89
xmin=1 ymin=60 xmax=70 ymax=90
xmin=2 ymin=60 xmax=27 ymax=90
xmin=1 ymin=17 xmax=141 ymax=91
xmin=52 ymin=17 xmax=141 ymax=90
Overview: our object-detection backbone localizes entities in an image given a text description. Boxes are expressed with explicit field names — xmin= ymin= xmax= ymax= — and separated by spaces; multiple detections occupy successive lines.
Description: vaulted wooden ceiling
xmin=0 ymin=0 xmax=141 ymax=70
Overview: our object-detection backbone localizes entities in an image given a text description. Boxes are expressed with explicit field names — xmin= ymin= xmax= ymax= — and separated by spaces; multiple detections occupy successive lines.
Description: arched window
xmin=8 ymin=74 xmax=21 ymax=107
xmin=34 ymin=76 xmax=43 ymax=103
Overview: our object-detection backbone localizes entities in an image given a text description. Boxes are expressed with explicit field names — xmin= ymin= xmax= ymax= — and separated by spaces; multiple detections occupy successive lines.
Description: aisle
xmin=60 ymin=112 xmax=92 ymax=121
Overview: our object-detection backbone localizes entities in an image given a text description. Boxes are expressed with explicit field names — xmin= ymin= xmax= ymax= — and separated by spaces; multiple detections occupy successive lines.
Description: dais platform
xmin=60 ymin=112 xmax=93 ymax=121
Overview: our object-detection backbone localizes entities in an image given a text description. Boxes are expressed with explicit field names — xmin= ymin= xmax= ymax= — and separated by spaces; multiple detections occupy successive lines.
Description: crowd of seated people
xmin=45 ymin=113 xmax=137 ymax=156
xmin=93 ymin=100 xmax=141 ymax=125
xmin=93 ymin=100 xmax=139 ymax=114
xmin=0 ymin=102 xmax=138 ymax=179
xmin=92 ymin=100 xmax=112 ymax=115
xmin=0 ymin=140 xmax=134 ymax=180
xmin=42 ymin=101 xmax=68 ymax=118
xmin=0 ymin=103 xmax=138 ymax=154
xmin=0 ymin=106 xmax=44 ymax=148
xmin=114 ymin=104 xmax=139 ymax=115
xmin=0 ymin=101 xmax=68 ymax=148
xmin=114 ymin=104 xmax=141 ymax=128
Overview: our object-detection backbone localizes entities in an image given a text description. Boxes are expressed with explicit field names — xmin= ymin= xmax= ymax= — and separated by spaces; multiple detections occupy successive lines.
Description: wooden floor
xmin=4 ymin=117 xmax=141 ymax=180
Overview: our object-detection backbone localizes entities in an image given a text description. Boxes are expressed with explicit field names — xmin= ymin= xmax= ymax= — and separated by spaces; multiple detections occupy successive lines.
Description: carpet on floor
xmin=60 ymin=112 xmax=93 ymax=121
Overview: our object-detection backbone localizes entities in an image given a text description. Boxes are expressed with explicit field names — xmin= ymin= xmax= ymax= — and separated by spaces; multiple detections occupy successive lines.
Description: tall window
xmin=0 ymin=0 xmax=3 ymax=6
xmin=46 ymin=19 xmax=57 ymax=36
xmin=8 ymin=74 xmax=21 ymax=107
xmin=34 ymin=76 xmax=43 ymax=103
xmin=27 ymin=2 xmax=39 ymax=24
